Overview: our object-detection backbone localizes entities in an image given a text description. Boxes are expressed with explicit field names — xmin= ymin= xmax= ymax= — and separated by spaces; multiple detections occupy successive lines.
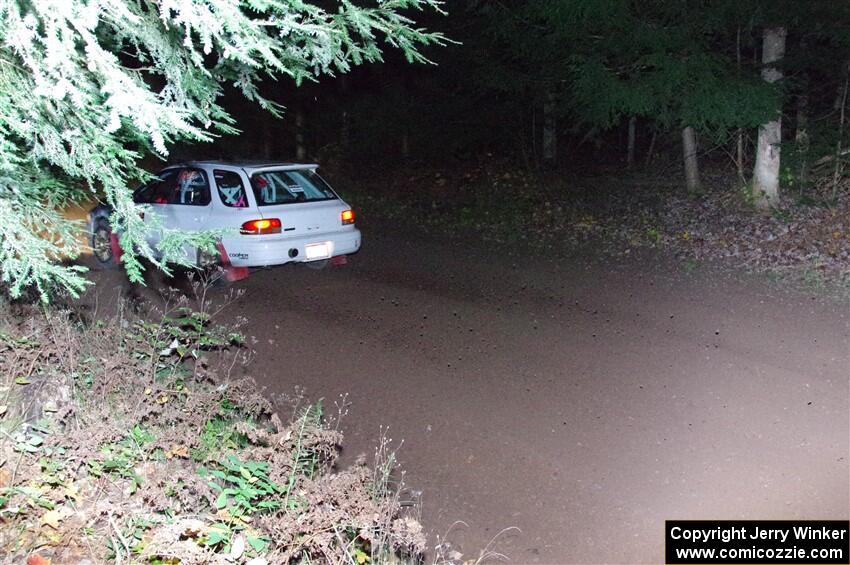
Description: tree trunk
xmin=401 ymin=129 xmax=410 ymax=161
xmin=295 ymin=106 xmax=306 ymax=161
xmin=645 ymin=126 xmax=657 ymax=167
xmin=835 ymin=65 xmax=849 ymax=110
xmin=627 ymin=116 xmax=636 ymax=169
xmin=752 ymin=27 xmax=786 ymax=209
xmin=262 ymin=116 xmax=273 ymax=159
xmin=531 ymin=104 xmax=537 ymax=164
xmin=795 ymin=91 xmax=809 ymax=192
xmin=736 ymin=132 xmax=745 ymax=182
xmin=542 ymin=89 xmax=557 ymax=166
xmin=339 ymin=76 xmax=351 ymax=157
xmin=682 ymin=126 xmax=700 ymax=194
xmin=735 ymin=26 xmax=745 ymax=183
xmin=833 ymin=67 xmax=849 ymax=198
xmin=519 ymin=101 xmax=533 ymax=170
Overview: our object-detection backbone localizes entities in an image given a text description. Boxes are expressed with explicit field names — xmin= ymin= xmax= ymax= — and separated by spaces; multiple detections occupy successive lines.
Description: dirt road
xmin=88 ymin=227 xmax=850 ymax=564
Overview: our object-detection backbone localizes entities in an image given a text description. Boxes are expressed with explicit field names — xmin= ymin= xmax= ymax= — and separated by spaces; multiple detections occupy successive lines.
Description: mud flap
xmin=109 ymin=233 xmax=123 ymax=265
xmin=331 ymin=255 xmax=348 ymax=266
xmin=216 ymin=242 xmax=249 ymax=282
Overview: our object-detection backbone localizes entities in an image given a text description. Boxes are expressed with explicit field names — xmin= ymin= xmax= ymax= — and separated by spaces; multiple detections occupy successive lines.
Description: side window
xmin=133 ymin=170 xmax=177 ymax=204
xmin=172 ymin=168 xmax=210 ymax=206
xmin=214 ymin=170 xmax=248 ymax=208
xmin=132 ymin=184 xmax=153 ymax=204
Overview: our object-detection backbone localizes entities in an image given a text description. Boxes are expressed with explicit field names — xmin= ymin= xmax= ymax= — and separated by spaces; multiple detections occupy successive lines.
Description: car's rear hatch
xmin=255 ymin=200 xmax=346 ymax=237
xmin=246 ymin=167 xmax=346 ymax=238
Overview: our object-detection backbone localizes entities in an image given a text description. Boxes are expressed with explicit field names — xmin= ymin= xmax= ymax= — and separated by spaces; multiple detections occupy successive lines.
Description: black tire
xmin=196 ymin=246 xmax=221 ymax=270
xmin=91 ymin=220 xmax=117 ymax=267
xmin=304 ymin=258 xmax=330 ymax=270
xmin=193 ymin=246 xmax=229 ymax=286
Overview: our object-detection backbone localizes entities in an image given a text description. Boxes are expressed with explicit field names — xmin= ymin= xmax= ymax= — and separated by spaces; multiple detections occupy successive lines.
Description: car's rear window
xmin=250 ymin=169 xmax=337 ymax=206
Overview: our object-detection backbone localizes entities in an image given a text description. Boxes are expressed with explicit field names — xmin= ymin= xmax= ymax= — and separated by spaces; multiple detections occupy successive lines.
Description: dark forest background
xmin=174 ymin=1 xmax=850 ymax=202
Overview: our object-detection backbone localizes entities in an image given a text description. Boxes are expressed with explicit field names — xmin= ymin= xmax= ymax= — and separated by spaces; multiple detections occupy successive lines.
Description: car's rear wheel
xmin=194 ymin=245 xmax=233 ymax=285
xmin=196 ymin=246 xmax=220 ymax=270
xmin=91 ymin=220 xmax=116 ymax=267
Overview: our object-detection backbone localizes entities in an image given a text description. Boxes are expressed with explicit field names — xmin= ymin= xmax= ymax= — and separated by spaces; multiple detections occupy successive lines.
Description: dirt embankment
xmin=0 ymin=295 xmax=429 ymax=564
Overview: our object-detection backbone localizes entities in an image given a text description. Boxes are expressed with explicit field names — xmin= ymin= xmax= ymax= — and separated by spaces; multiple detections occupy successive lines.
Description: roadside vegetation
xmin=0 ymin=286 xmax=431 ymax=564
xmin=342 ymin=157 xmax=850 ymax=288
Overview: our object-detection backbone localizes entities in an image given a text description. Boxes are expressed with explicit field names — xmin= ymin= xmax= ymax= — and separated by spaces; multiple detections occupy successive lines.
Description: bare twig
xmin=108 ymin=511 xmax=132 ymax=563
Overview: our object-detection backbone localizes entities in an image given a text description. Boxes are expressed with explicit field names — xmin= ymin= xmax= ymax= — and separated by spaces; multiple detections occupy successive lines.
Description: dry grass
xmin=0 ymin=287 xmax=430 ymax=564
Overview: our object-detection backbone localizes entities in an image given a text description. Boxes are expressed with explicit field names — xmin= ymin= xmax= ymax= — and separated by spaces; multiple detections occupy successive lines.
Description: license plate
xmin=305 ymin=242 xmax=330 ymax=260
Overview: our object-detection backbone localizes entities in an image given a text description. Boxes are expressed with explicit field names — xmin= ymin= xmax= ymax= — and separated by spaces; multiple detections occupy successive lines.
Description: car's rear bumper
xmin=220 ymin=228 xmax=361 ymax=267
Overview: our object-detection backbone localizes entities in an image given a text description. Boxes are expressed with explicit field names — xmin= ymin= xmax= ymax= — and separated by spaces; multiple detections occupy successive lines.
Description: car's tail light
xmin=341 ymin=209 xmax=355 ymax=225
xmin=241 ymin=218 xmax=281 ymax=235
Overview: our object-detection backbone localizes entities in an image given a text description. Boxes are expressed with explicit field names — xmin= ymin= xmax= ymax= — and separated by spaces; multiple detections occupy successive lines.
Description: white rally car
xmin=90 ymin=161 xmax=361 ymax=274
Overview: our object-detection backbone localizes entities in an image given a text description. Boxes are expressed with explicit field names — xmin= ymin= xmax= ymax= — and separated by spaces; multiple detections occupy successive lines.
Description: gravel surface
xmin=83 ymin=221 xmax=849 ymax=564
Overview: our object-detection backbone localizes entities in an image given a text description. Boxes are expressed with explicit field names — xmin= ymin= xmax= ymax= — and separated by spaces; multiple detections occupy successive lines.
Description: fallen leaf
xmin=15 ymin=376 xmax=31 ymax=385
xmin=166 ymin=445 xmax=189 ymax=459
xmin=229 ymin=535 xmax=245 ymax=560
xmin=156 ymin=395 xmax=169 ymax=404
xmin=181 ymin=527 xmax=202 ymax=540
xmin=215 ymin=509 xmax=251 ymax=524
xmin=0 ymin=405 xmax=7 ymax=416
xmin=62 ymin=482 xmax=81 ymax=502
xmin=40 ymin=507 xmax=72 ymax=529
xmin=159 ymin=338 xmax=180 ymax=356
